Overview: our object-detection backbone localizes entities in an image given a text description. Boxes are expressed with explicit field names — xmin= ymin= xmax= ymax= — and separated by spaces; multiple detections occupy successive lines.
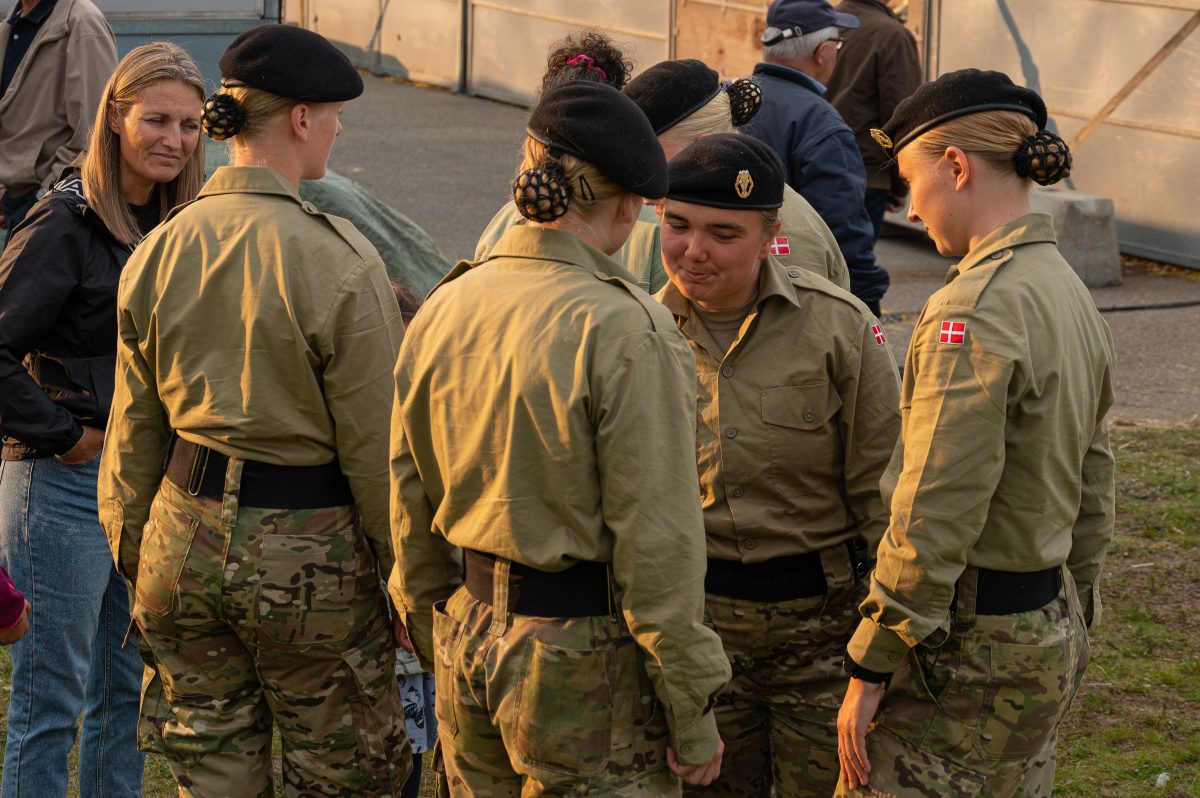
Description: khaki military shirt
xmin=98 ymin=166 xmax=404 ymax=584
xmin=390 ymin=224 xmax=731 ymax=763
xmin=475 ymin=185 xmax=849 ymax=294
xmin=848 ymin=214 xmax=1116 ymax=674
xmin=658 ymin=260 xmax=900 ymax=560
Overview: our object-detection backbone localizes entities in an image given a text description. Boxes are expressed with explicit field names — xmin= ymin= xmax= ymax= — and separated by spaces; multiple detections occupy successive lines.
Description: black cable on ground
xmin=1098 ymin=300 xmax=1200 ymax=314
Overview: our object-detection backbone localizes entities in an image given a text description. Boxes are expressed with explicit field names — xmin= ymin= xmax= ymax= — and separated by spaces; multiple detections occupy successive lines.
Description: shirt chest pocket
xmin=761 ymin=382 xmax=844 ymax=500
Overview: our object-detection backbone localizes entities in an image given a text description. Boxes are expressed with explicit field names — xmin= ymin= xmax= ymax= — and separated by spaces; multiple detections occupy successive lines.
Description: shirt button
xmin=990 ymin=252 xmax=1004 ymax=260
xmin=680 ymin=743 xmax=694 ymax=756
xmin=788 ymin=269 xmax=801 ymax=278
xmin=803 ymin=409 xmax=816 ymax=423
xmin=725 ymin=426 xmax=737 ymax=439
xmin=721 ymin=365 xmax=734 ymax=378
xmin=731 ymin=485 xmax=744 ymax=498
xmin=301 ymin=201 xmax=318 ymax=213
xmin=743 ymin=537 xmax=757 ymax=550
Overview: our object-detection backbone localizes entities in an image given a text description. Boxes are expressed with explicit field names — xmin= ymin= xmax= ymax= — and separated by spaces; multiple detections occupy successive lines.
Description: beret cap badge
xmin=735 ymin=170 xmax=755 ymax=199
xmin=870 ymin=128 xmax=894 ymax=150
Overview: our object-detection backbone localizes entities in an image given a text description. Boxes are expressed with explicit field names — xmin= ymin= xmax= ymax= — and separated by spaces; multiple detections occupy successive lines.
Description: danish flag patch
xmin=769 ymin=236 xmax=791 ymax=256
xmin=939 ymin=320 xmax=967 ymax=345
xmin=872 ymin=323 xmax=887 ymax=345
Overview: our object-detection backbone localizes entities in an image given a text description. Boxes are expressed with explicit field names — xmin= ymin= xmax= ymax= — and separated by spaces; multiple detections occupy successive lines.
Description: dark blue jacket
xmin=744 ymin=62 xmax=889 ymax=305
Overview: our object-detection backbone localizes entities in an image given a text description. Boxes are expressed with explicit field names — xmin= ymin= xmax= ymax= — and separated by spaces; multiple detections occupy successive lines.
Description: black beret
xmin=527 ymin=81 xmax=668 ymax=199
xmin=624 ymin=59 xmax=723 ymax=135
xmin=873 ymin=68 xmax=1047 ymax=155
xmin=666 ymin=133 xmax=785 ymax=210
xmin=219 ymin=24 xmax=364 ymax=102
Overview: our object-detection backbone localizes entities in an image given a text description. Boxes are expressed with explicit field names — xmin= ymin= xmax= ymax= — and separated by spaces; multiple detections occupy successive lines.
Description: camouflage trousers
xmin=834 ymin=564 xmax=1090 ymax=798
xmin=685 ymin=544 xmax=864 ymax=798
xmin=132 ymin=463 xmax=412 ymax=797
xmin=432 ymin=580 xmax=679 ymax=796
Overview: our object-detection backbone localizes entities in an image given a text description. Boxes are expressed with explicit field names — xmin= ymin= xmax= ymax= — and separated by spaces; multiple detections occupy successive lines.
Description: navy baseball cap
xmin=762 ymin=0 xmax=860 ymax=45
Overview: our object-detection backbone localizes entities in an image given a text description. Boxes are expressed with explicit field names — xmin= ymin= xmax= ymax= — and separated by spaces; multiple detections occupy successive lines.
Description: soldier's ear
xmin=944 ymin=146 xmax=971 ymax=192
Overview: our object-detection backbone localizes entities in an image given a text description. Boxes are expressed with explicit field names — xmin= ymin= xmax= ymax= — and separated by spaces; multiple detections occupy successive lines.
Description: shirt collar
xmin=752 ymin=62 xmax=827 ymax=96
xmin=11 ymin=0 xmax=57 ymax=25
xmin=953 ymin=212 xmax=1058 ymax=278
xmin=484 ymin=224 xmax=642 ymax=284
xmin=198 ymin=166 xmax=302 ymax=202
xmin=658 ymin=257 xmax=802 ymax=319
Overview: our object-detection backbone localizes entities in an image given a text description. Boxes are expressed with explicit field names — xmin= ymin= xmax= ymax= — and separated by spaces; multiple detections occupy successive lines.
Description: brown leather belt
xmin=164 ymin=437 xmax=352 ymax=509
xmin=463 ymin=549 xmax=612 ymax=618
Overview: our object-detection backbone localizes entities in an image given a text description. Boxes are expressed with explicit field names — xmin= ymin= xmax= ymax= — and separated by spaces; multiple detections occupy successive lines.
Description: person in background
xmin=0 ymin=0 xmax=116 ymax=243
xmin=391 ymin=81 xmax=731 ymax=794
xmin=743 ymin=0 xmax=889 ymax=315
xmin=836 ymin=70 xmax=1115 ymax=797
xmin=0 ymin=41 xmax=205 ymax=798
xmin=826 ymin=0 xmax=923 ymax=242
xmin=97 ymin=25 xmax=411 ymax=796
xmin=655 ymin=133 xmax=900 ymax=796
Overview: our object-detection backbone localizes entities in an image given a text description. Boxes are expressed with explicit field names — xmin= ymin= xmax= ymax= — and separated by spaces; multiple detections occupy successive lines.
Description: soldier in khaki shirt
xmin=391 ymin=82 xmax=731 ymax=796
xmin=836 ymin=71 xmax=1116 ymax=797
xmin=478 ymin=57 xmax=849 ymax=296
xmin=654 ymin=133 xmax=899 ymax=797
xmin=96 ymin=27 xmax=411 ymax=796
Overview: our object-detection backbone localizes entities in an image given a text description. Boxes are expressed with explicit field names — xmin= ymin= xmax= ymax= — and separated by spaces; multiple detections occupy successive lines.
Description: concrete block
xmin=884 ymin=186 xmax=1123 ymax=287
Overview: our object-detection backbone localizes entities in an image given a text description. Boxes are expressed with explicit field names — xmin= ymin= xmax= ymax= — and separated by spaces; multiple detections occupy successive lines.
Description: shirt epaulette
xmin=311 ymin=207 xmax=379 ymax=265
xmin=933 ymin=249 xmax=1015 ymax=312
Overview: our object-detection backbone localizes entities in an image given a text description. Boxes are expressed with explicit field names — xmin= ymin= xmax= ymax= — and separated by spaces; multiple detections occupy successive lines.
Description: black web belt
xmin=972 ymin=566 xmax=1061 ymax=615
xmin=463 ymin=549 xmax=613 ymax=618
xmin=704 ymin=537 xmax=873 ymax=602
xmin=164 ymin=437 xmax=353 ymax=509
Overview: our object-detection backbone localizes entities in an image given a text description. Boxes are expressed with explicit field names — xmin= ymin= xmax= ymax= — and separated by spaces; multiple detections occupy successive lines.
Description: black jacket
xmin=0 ymin=170 xmax=148 ymax=459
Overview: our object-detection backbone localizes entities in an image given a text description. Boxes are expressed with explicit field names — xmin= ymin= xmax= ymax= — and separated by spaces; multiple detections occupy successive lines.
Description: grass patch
xmin=1 ymin=424 xmax=1197 ymax=796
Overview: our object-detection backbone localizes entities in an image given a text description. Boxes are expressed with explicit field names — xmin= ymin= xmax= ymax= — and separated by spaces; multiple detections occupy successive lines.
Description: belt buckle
xmin=186 ymin=445 xmax=211 ymax=497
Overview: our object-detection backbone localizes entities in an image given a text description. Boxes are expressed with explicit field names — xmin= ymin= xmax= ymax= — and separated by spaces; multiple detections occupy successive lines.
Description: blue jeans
xmin=0 ymin=454 xmax=145 ymax=798
xmin=863 ymin=187 xmax=890 ymax=245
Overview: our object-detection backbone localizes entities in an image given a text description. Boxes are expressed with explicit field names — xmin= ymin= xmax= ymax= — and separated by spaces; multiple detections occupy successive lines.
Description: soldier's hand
xmin=0 ymin=600 xmax=32 ymax=645
xmin=392 ymin=615 xmax=414 ymax=653
xmin=667 ymin=740 xmax=724 ymax=786
xmin=837 ymin=677 xmax=886 ymax=790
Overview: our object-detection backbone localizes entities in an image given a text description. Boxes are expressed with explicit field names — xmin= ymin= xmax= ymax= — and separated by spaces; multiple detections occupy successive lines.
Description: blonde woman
xmin=98 ymin=25 xmax=411 ymax=796
xmin=836 ymin=69 xmax=1115 ymax=797
xmin=0 ymin=41 xmax=204 ymax=798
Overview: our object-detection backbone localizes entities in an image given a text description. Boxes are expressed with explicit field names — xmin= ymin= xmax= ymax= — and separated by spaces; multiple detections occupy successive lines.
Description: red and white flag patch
xmin=872 ymin=323 xmax=887 ymax=345
xmin=939 ymin=320 xmax=967 ymax=345
xmin=769 ymin=236 xmax=791 ymax=256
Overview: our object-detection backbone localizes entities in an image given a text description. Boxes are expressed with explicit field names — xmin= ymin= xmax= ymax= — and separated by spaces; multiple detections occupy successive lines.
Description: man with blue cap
xmin=743 ymin=0 xmax=890 ymax=316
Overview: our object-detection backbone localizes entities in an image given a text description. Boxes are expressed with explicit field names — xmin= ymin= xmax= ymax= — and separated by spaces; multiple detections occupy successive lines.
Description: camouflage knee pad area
xmin=133 ymin=478 xmax=412 ymax=797
xmin=836 ymin=582 xmax=1089 ymax=798
xmin=432 ymin=587 xmax=680 ymax=797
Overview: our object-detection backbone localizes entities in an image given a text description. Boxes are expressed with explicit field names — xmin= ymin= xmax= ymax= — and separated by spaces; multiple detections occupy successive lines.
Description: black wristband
xmin=843 ymin=653 xmax=893 ymax=686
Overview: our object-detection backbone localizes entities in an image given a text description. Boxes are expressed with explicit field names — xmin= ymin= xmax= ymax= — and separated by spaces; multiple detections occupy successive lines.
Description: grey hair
xmin=762 ymin=26 xmax=840 ymax=63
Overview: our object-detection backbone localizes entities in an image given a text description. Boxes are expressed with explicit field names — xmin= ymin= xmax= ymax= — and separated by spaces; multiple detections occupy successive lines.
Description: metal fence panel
xmin=288 ymin=0 xmax=463 ymax=89
xmin=466 ymin=0 xmax=671 ymax=105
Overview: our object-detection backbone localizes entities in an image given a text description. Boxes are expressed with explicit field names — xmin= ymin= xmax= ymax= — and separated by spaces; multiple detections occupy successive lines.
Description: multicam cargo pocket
xmin=514 ymin=639 xmax=614 ymax=778
xmin=432 ymin=599 xmax=461 ymax=740
xmin=974 ymin=640 xmax=1071 ymax=760
xmin=255 ymin=524 xmax=358 ymax=645
xmin=135 ymin=498 xmax=199 ymax=617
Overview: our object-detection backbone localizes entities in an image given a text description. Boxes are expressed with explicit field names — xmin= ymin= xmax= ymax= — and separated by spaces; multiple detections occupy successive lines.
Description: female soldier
xmin=390 ymin=81 xmax=731 ymax=795
xmin=655 ymin=133 xmax=900 ymax=797
xmin=623 ymin=58 xmax=850 ymax=294
xmin=0 ymin=42 xmax=204 ymax=797
xmin=473 ymin=29 xmax=636 ymax=261
xmin=836 ymin=70 xmax=1116 ymax=797
xmin=97 ymin=26 xmax=411 ymax=797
